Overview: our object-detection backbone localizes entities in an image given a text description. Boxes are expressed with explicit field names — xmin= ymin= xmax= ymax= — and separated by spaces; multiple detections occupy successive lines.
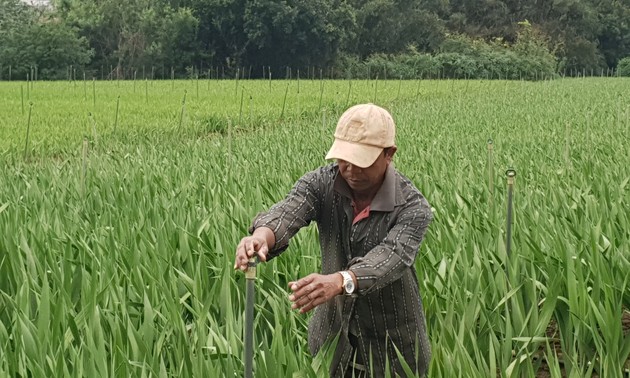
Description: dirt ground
xmin=534 ymin=309 xmax=630 ymax=377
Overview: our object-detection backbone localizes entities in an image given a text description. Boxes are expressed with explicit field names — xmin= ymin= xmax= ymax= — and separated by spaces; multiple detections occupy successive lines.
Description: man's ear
xmin=386 ymin=146 xmax=397 ymax=162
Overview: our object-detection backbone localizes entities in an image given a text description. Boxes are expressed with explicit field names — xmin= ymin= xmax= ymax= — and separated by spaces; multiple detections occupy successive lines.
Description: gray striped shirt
xmin=251 ymin=163 xmax=433 ymax=377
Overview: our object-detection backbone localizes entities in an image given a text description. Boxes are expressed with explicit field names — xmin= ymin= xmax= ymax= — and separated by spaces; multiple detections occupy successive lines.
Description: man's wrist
xmin=336 ymin=272 xmax=344 ymax=295
xmin=339 ymin=271 xmax=356 ymax=295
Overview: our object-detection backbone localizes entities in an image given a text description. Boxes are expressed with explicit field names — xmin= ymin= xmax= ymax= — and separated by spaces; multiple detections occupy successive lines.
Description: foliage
xmin=1 ymin=78 xmax=629 ymax=377
xmin=617 ymin=57 xmax=630 ymax=77
xmin=347 ymin=0 xmax=444 ymax=57
xmin=0 ymin=0 xmax=91 ymax=80
xmin=2 ymin=0 xmax=630 ymax=78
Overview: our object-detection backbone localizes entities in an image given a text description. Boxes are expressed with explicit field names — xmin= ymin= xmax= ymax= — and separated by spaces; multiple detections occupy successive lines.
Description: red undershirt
xmin=352 ymin=204 xmax=371 ymax=225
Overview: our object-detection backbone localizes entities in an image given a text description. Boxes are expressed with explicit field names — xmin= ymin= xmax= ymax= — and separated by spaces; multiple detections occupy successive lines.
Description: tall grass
xmin=0 ymin=78 xmax=629 ymax=377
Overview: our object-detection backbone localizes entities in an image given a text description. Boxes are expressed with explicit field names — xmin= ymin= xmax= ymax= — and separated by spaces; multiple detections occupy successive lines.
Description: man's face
xmin=338 ymin=147 xmax=396 ymax=194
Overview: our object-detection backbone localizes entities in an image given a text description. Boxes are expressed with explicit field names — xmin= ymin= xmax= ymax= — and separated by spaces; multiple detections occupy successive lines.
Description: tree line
xmin=1 ymin=0 xmax=629 ymax=80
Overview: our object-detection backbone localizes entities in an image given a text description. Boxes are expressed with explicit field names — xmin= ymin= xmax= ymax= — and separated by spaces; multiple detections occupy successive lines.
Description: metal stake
xmin=487 ymin=139 xmax=494 ymax=210
xmin=244 ymin=257 xmax=257 ymax=378
xmin=505 ymin=169 xmax=516 ymax=257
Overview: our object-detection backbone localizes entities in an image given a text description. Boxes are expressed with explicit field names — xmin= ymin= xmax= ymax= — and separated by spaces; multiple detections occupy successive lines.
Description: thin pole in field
xmin=93 ymin=78 xmax=96 ymax=107
xmin=26 ymin=73 xmax=30 ymax=100
xmin=23 ymin=102 xmax=33 ymax=161
xmin=373 ymin=75 xmax=379 ymax=103
xmin=244 ymin=257 xmax=257 ymax=378
xmin=487 ymin=139 xmax=494 ymax=210
xmin=321 ymin=109 xmax=326 ymax=143
xmin=145 ymin=79 xmax=149 ymax=103
xmin=113 ymin=96 xmax=120 ymax=133
xmin=345 ymin=80 xmax=352 ymax=108
xmin=586 ymin=111 xmax=592 ymax=156
xmin=318 ymin=78 xmax=324 ymax=111
xmin=280 ymin=82 xmax=289 ymax=120
xmin=83 ymin=72 xmax=87 ymax=101
xmin=133 ymin=70 xmax=137 ymax=93
xmin=249 ymin=94 xmax=253 ymax=129
xmin=21 ymin=85 xmax=24 ymax=115
xmin=89 ymin=112 xmax=98 ymax=145
xmin=196 ymin=74 xmax=199 ymax=99
xmin=178 ymin=91 xmax=187 ymax=131
xmin=505 ymin=169 xmax=516 ymax=258
xmin=564 ymin=122 xmax=571 ymax=170
xmin=227 ymin=119 xmax=232 ymax=183
xmin=238 ymin=88 xmax=244 ymax=127
xmin=235 ymin=70 xmax=239 ymax=99
xmin=616 ymin=97 xmax=624 ymax=136
xmin=81 ymin=137 xmax=88 ymax=195
xmin=268 ymin=68 xmax=272 ymax=92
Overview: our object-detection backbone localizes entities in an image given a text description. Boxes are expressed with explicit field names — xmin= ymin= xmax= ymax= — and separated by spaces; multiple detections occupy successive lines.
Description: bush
xmin=617 ymin=57 xmax=630 ymax=76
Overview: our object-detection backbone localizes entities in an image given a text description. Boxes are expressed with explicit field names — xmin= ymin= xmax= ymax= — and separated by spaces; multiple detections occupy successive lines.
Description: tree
xmin=0 ymin=0 xmax=92 ymax=80
xmin=348 ymin=0 xmax=444 ymax=58
xmin=242 ymin=0 xmax=355 ymax=73
xmin=55 ymin=0 xmax=199 ymax=78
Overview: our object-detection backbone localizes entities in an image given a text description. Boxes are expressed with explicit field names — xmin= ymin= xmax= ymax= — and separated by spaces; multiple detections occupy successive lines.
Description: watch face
xmin=344 ymin=281 xmax=355 ymax=294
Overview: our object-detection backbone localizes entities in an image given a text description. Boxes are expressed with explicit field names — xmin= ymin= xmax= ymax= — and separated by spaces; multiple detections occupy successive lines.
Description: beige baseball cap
xmin=325 ymin=103 xmax=395 ymax=168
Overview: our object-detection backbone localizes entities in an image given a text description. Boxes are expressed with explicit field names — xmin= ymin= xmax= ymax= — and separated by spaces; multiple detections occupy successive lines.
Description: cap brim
xmin=325 ymin=139 xmax=383 ymax=168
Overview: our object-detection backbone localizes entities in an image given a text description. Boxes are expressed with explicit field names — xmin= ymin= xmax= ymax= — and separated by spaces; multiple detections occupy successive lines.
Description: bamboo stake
xmin=487 ymin=139 xmax=494 ymax=210
xmin=23 ymin=102 xmax=33 ymax=161
xmin=93 ymin=78 xmax=96 ymax=108
xmin=81 ymin=137 xmax=88 ymax=195
xmin=113 ymin=96 xmax=120 ymax=133
xmin=178 ymin=91 xmax=187 ymax=131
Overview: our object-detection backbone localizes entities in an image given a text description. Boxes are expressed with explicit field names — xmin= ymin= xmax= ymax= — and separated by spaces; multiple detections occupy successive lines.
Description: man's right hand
xmin=234 ymin=227 xmax=275 ymax=271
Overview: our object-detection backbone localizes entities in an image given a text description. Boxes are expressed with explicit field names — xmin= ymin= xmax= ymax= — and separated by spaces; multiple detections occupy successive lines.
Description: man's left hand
xmin=288 ymin=273 xmax=343 ymax=314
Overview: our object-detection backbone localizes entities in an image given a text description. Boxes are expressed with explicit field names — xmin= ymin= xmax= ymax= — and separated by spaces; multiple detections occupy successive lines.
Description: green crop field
xmin=1 ymin=78 xmax=629 ymax=377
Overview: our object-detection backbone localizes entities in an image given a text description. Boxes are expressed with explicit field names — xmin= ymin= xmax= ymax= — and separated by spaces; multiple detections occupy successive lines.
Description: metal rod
xmin=244 ymin=257 xmax=257 ymax=378
xmin=487 ymin=139 xmax=494 ymax=210
xmin=505 ymin=169 xmax=516 ymax=257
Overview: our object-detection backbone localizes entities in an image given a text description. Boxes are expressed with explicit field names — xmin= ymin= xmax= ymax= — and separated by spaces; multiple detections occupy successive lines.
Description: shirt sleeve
xmin=248 ymin=169 xmax=324 ymax=260
xmin=348 ymin=192 xmax=433 ymax=295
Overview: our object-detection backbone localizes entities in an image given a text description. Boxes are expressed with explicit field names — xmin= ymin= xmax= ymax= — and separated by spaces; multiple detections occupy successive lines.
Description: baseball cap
xmin=325 ymin=103 xmax=396 ymax=168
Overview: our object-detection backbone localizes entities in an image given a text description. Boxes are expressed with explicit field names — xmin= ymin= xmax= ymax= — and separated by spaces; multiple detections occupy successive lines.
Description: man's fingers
xmin=245 ymin=240 xmax=256 ymax=257
xmin=290 ymin=275 xmax=314 ymax=292
xmin=256 ymin=245 xmax=268 ymax=262
xmin=234 ymin=237 xmax=269 ymax=271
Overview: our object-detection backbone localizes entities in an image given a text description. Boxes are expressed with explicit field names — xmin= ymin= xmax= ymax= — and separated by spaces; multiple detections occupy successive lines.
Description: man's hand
xmin=288 ymin=273 xmax=344 ymax=314
xmin=234 ymin=227 xmax=275 ymax=271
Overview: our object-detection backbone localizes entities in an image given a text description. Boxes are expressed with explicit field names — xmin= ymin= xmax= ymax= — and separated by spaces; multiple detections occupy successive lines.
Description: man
xmin=234 ymin=103 xmax=433 ymax=377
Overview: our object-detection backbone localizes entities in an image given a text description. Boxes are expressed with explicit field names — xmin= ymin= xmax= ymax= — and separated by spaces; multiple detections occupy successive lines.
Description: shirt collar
xmin=333 ymin=164 xmax=404 ymax=212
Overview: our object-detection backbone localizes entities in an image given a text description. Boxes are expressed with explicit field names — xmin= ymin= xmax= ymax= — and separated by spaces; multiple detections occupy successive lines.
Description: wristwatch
xmin=339 ymin=271 xmax=355 ymax=295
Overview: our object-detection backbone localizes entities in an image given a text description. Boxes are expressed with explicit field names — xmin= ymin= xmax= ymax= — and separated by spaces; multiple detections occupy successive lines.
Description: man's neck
xmin=351 ymin=178 xmax=385 ymax=204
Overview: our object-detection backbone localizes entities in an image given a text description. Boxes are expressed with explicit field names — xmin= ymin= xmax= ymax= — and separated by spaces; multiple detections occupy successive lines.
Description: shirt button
xmin=355 ymin=315 xmax=359 ymax=319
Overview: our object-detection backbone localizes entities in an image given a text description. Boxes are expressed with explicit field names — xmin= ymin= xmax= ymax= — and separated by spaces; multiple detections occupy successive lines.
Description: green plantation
xmin=0 ymin=78 xmax=629 ymax=377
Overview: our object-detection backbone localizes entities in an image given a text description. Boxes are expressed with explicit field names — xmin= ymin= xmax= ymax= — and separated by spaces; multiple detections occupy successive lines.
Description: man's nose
xmin=346 ymin=163 xmax=360 ymax=173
